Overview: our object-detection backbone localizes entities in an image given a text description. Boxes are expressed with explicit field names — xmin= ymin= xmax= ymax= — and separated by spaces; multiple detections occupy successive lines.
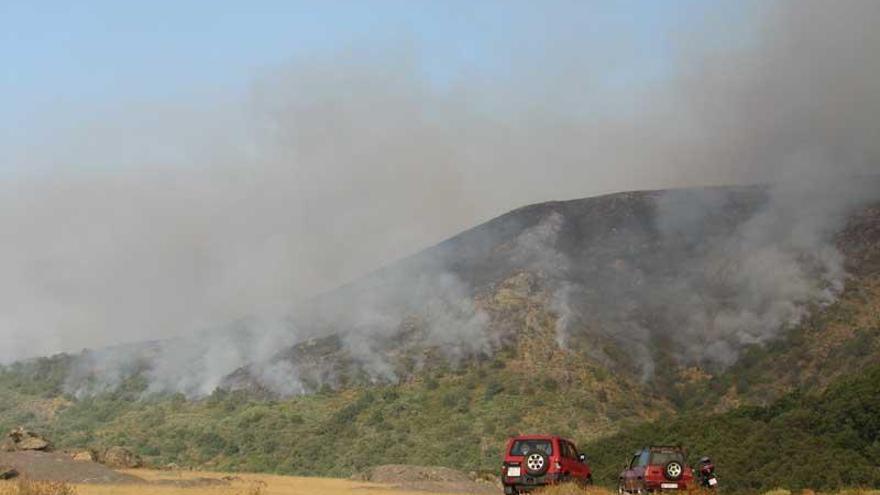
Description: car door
xmin=633 ymin=449 xmax=650 ymax=490
xmin=561 ymin=441 xmax=578 ymax=478
xmin=624 ymin=450 xmax=648 ymax=491
xmin=622 ymin=453 xmax=640 ymax=491
xmin=568 ymin=441 xmax=589 ymax=479
xmin=556 ymin=440 xmax=572 ymax=477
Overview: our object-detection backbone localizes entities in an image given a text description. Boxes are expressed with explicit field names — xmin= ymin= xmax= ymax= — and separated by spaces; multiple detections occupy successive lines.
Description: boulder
xmin=70 ymin=449 xmax=96 ymax=462
xmin=3 ymin=427 xmax=51 ymax=452
xmin=101 ymin=446 xmax=143 ymax=469
xmin=16 ymin=436 xmax=50 ymax=451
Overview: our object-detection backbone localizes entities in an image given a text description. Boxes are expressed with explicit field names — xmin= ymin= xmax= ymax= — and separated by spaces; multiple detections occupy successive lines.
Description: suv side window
xmin=629 ymin=455 xmax=640 ymax=469
xmin=568 ymin=442 xmax=579 ymax=459
xmin=638 ymin=450 xmax=650 ymax=466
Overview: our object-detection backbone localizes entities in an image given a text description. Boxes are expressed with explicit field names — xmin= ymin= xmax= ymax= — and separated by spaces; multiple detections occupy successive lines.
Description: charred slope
xmin=19 ymin=178 xmax=877 ymax=404
xmin=225 ymin=179 xmax=880 ymax=398
xmin=682 ymin=203 xmax=880 ymax=409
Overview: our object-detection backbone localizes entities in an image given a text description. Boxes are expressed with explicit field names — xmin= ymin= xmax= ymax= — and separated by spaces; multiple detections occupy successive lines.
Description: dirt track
xmin=355 ymin=465 xmax=497 ymax=493
xmin=0 ymin=451 xmax=142 ymax=483
xmin=114 ymin=468 xmax=498 ymax=495
xmin=0 ymin=453 xmax=499 ymax=494
xmin=0 ymin=459 xmax=503 ymax=495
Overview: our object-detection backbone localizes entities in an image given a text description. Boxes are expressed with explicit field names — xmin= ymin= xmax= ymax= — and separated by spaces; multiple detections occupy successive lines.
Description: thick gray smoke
xmin=653 ymin=180 xmax=874 ymax=371
xmin=520 ymin=178 xmax=878 ymax=380
xmin=637 ymin=0 xmax=880 ymax=371
xmin=65 ymin=319 xmax=305 ymax=398
xmin=2 ymin=1 xmax=879 ymax=394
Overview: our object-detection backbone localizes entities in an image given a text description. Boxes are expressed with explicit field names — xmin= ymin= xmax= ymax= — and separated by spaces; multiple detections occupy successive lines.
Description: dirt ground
xmin=0 ymin=451 xmax=503 ymax=494
xmin=0 ymin=469 xmax=501 ymax=495
xmin=0 ymin=451 xmax=141 ymax=483
xmin=354 ymin=465 xmax=498 ymax=494
xmin=95 ymin=468 xmax=503 ymax=495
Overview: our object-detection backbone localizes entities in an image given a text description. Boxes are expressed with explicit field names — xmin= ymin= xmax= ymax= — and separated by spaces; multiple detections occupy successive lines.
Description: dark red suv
xmin=619 ymin=446 xmax=694 ymax=493
xmin=501 ymin=434 xmax=592 ymax=494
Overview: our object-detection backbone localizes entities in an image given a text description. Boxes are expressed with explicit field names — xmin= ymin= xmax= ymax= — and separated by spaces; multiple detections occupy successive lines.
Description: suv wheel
xmin=523 ymin=450 xmax=549 ymax=476
xmin=665 ymin=461 xmax=683 ymax=481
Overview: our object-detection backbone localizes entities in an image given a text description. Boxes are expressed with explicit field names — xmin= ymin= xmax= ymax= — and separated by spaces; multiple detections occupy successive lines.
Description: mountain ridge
xmin=7 ymin=179 xmax=879 ymax=403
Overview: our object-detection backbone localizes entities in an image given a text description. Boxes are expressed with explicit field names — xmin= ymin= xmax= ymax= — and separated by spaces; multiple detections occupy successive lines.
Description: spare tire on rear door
xmin=665 ymin=460 xmax=683 ymax=481
xmin=524 ymin=450 xmax=549 ymax=476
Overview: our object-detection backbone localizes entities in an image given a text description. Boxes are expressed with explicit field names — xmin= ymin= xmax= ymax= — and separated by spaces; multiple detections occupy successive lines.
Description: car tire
xmin=523 ymin=450 xmax=549 ymax=476
xmin=664 ymin=461 xmax=684 ymax=481
xmin=504 ymin=486 xmax=515 ymax=495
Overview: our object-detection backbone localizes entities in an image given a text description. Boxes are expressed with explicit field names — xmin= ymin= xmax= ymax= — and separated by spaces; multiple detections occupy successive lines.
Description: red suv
xmin=619 ymin=446 xmax=694 ymax=493
xmin=501 ymin=434 xmax=592 ymax=494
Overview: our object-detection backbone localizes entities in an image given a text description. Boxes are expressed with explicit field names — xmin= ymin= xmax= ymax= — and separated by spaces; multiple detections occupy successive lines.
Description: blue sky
xmin=1 ymin=0 xmax=751 ymax=140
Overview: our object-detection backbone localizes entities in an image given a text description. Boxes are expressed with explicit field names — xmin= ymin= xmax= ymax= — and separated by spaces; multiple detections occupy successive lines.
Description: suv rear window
xmin=510 ymin=440 xmax=553 ymax=456
xmin=649 ymin=451 xmax=684 ymax=465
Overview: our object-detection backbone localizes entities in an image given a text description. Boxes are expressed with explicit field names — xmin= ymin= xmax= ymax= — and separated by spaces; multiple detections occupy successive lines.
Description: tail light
xmin=645 ymin=467 xmax=663 ymax=481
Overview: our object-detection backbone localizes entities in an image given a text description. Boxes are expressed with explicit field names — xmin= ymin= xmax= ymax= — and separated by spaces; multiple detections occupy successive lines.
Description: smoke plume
xmin=1 ymin=1 xmax=878 ymax=394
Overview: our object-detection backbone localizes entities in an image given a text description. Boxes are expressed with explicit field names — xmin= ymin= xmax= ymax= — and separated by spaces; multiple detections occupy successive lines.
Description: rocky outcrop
xmin=69 ymin=449 xmax=96 ymax=462
xmin=1 ymin=427 xmax=51 ymax=452
xmin=100 ymin=446 xmax=143 ymax=469
xmin=0 ymin=451 xmax=142 ymax=483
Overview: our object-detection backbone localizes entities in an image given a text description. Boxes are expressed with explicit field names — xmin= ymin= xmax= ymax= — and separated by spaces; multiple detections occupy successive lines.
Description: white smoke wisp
xmin=416 ymin=272 xmax=492 ymax=361
xmin=500 ymin=174 xmax=879 ymax=380
xmin=311 ymin=267 xmax=493 ymax=385
xmin=650 ymin=176 xmax=878 ymax=371
xmin=64 ymin=318 xmax=304 ymax=398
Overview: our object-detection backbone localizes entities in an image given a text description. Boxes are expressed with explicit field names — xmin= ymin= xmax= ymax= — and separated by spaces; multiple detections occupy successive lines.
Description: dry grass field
xmin=1 ymin=468 xmax=491 ymax=495
xmin=2 ymin=474 xmax=879 ymax=495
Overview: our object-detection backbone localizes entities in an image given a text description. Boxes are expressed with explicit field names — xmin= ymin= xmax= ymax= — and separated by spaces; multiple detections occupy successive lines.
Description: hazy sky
xmin=1 ymin=0 xmax=747 ymax=167
xmin=4 ymin=0 xmax=877 ymax=360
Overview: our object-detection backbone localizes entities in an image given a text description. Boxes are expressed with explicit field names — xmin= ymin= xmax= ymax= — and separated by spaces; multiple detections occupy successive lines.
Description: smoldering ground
xmin=2 ymin=1 xmax=879 ymax=395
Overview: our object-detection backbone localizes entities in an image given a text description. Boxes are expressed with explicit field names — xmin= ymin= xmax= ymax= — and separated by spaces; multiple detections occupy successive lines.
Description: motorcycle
xmin=698 ymin=456 xmax=718 ymax=489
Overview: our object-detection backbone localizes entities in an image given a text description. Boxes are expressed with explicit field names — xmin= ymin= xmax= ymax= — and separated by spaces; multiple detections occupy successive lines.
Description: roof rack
xmin=648 ymin=445 xmax=687 ymax=454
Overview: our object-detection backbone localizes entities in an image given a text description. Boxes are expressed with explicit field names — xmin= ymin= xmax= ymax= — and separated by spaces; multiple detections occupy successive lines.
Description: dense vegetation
xmin=2 ymin=348 xmax=879 ymax=493
xmin=584 ymin=363 xmax=880 ymax=493
xmin=0 ymin=347 xmax=663 ymax=477
xmin=0 ymin=270 xmax=877 ymax=492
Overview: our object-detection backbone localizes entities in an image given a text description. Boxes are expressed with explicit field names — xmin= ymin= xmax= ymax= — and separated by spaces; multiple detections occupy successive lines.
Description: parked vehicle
xmin=501 ymin=434 xmax=592 ymax=494
xmin=619 ymin=446 xmax=694 ymax=493
xmin=697 ymin=456 xmax=718 ymax=489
